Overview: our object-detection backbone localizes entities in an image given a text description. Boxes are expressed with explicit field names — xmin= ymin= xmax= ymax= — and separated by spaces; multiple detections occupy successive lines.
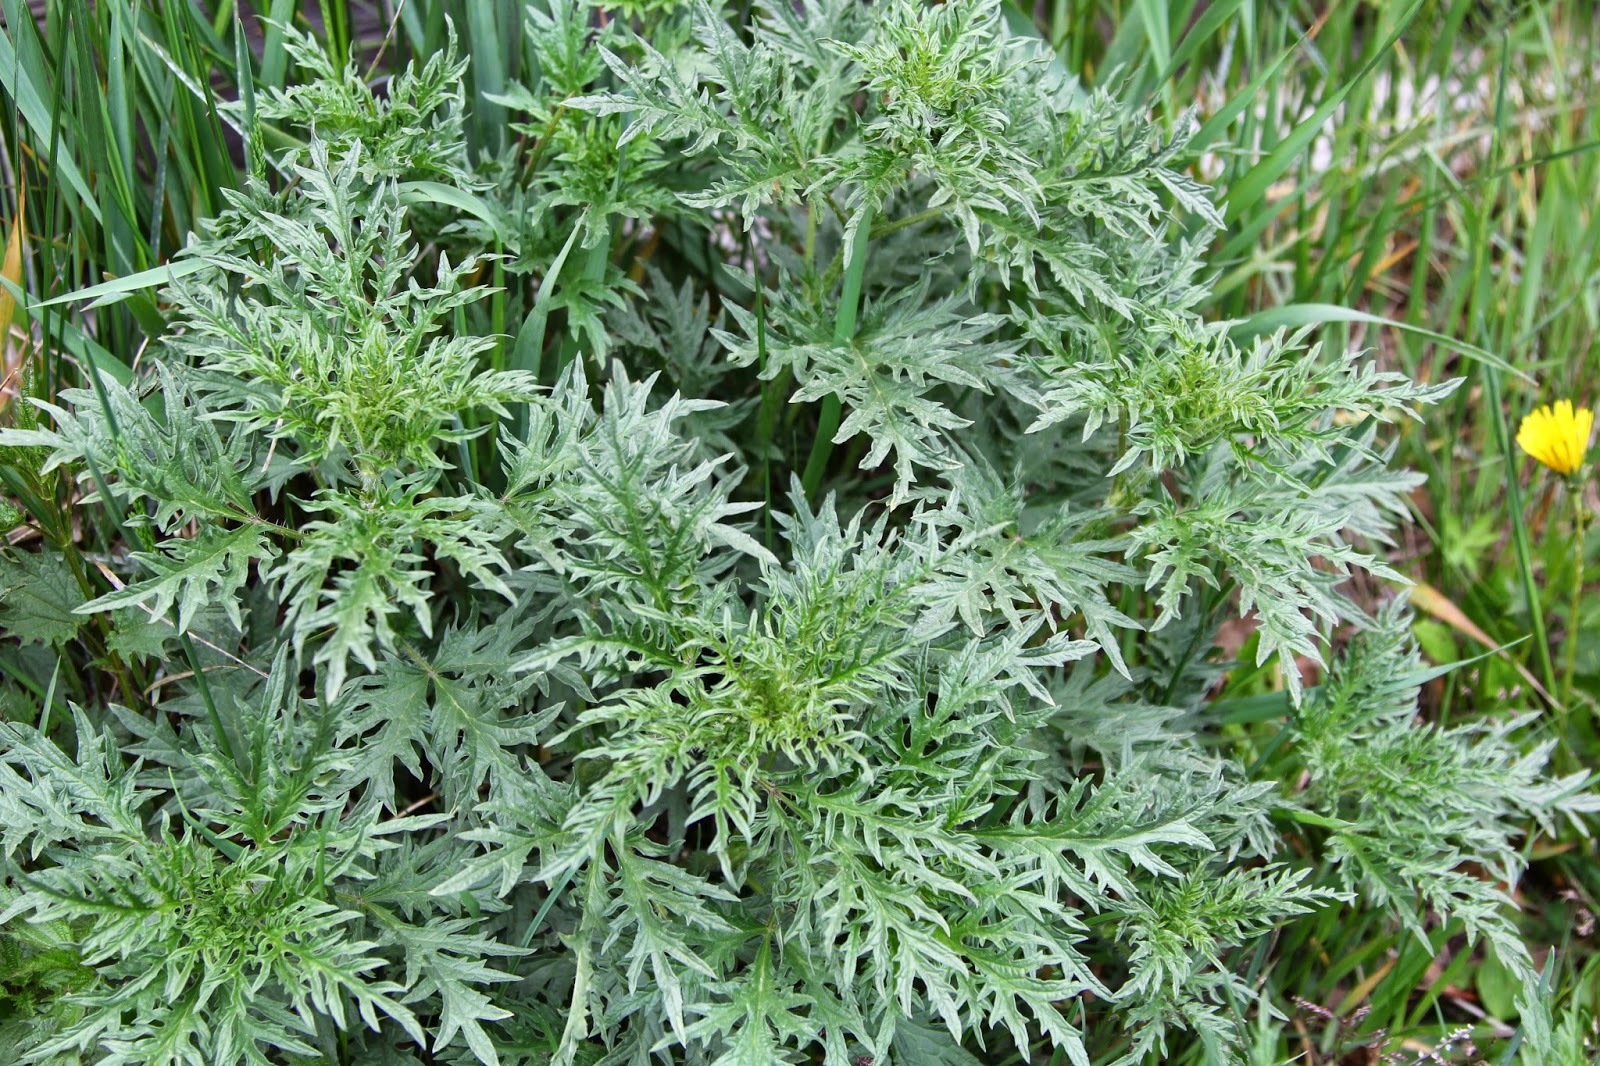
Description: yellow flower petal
xmin=1518 ymin=400 xmax=1593 ymax=476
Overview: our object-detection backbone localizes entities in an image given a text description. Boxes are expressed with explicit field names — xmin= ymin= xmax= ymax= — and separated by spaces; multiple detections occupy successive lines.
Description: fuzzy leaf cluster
xmin=0 ymin=687 xmax=517 ymax=1066
xmin=1 ymin=4 xmax=1591 ymax=1066
xmin=252 ymin=22 xmax=474 ymax=186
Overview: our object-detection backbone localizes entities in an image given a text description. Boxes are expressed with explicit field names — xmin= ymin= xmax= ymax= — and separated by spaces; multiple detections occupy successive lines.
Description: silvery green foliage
xmin=252 ymin=21 xmax=475 ymax=186
xmin=1 ymin=2 xmax=1591 ymax=1065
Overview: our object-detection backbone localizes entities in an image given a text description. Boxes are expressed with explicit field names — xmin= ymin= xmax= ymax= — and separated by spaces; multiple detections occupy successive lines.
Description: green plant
xmin=2 ymin=1 xmax=1595 ymax=1064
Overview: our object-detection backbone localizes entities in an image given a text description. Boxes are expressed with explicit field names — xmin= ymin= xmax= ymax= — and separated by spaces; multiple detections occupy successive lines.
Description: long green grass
xmin=4 ymin=0 xmax=1599 ymax=1060
xmin=1062 ymin=3 xmax=1600 ymax=1054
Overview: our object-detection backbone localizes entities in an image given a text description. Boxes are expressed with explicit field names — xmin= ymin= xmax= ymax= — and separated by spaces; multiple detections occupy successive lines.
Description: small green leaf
xmin=0 ymin=551 xmax=88 ymax=646
xmin=81 ymin=525 xmax=274 ymax=633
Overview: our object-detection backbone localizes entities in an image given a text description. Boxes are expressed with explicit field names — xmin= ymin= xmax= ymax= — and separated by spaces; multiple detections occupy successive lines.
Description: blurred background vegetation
xmin=2 ymin=0 xmax=1597 ymax=1061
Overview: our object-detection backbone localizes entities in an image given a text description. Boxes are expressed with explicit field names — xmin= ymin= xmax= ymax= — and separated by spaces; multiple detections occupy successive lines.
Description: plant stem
xmin=1562 ymin=485 xmax=1588 ymax=710
xmin=801 ymin=203 xmax=873 ymax=500
xmin=1473 ymin=44 xmax=1559 ymax=705
xmin=180 ymin=631 xmax=236 ymax=766
xmin=868 ymin=206 xmax=942 ymax=242
xmin=555 ymin=224 xmax=613 ymax=380
xmin=804 ymin=196 xmax=817 ymax=266
xmin=749 ymin=226 xmax=778 ymax=548
xmin=1487 ymin=371 xmax=1558 ymax=702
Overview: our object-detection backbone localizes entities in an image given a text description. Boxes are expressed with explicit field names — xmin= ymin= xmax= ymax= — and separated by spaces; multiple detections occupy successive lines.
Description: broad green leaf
xmin=0 ymin=550 xmax=88 ymax=646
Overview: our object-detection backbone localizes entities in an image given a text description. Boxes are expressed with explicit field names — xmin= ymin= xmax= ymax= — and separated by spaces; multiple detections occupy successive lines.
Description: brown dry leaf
xmin=1409 ymin=580 xmax=1553 ymax=704
xmin=1 ymin=172 xmax=26 ymax=407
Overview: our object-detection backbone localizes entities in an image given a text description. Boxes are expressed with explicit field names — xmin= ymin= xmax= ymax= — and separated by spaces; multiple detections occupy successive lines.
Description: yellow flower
xmin=1517 ymin=399 xmax=1594 ymax=476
